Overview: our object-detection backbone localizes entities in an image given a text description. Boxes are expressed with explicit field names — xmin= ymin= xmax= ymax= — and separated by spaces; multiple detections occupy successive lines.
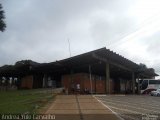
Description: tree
xmin=139 ymin=63 xmax=147 ymax=72
xmin=0 ymin=3 xmax=6 ymax=32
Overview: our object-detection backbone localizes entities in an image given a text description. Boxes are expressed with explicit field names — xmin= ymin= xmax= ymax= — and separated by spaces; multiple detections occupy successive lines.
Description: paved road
xmin=95 ymin=95 xmax=160 ymax=120
xmin=45 ymin=95 xmax=120 ymax=120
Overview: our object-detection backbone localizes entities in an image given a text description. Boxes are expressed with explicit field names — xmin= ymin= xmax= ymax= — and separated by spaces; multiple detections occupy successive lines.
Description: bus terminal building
xmin=0 ymin=47 xmax=158 ymax=94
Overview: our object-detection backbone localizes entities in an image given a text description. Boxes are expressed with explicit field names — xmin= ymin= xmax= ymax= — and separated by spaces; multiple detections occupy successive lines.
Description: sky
xmin=0 ymin=0 xmax=160 ymax=78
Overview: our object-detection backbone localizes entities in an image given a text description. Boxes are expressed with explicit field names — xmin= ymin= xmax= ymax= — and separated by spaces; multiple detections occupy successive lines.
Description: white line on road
xmin=93 ymin=95 xmax=124 ymax=120
xmin=107 ymin=105 xmax=142 ymax=114
xmin=100 ymin=100 xmax=160 ymax=113
xmin=98 ymin=97 xmax=160 ymax=111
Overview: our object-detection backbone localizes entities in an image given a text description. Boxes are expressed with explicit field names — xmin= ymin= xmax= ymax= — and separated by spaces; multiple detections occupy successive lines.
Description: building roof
xmin=33 ymin=47 xmax=158 ymax=78
xmin=0 ymin=47 xmax=158 ymax=78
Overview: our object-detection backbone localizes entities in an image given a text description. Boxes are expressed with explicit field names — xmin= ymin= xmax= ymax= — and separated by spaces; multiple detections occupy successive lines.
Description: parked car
xmin=150 ymin=88 xmax=160 ymax=96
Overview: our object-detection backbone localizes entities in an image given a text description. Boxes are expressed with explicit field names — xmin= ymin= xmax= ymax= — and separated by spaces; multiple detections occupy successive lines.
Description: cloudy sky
xmin=0 ymin=0 xmax=160 ymax=77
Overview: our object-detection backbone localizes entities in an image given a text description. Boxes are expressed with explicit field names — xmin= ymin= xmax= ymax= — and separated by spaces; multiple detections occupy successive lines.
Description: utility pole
xmin=67 ymin=38 xmax=71 ymax=57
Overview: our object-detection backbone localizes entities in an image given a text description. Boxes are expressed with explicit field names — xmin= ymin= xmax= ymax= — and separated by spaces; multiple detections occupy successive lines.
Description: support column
xmin=69 ymin=69 xmax=74 ymax=94
xmin=89 ymin=65 xmax=92 ymax=94
xmin=43 ymin=74 xmax=48 ymax=88
xmin=106 ymin=63 xmax=110 ymax=94
xmin=132 ymin=72 xmax=135 ymax=94
xmin=0 ymin=77 xmax=2 ymax=86
xmin=137 ymin=77 xmax=140 ymax=94
xmin=11 ymin=77 xmax=14 ymax=87
xmin=17 ymin=77 xmax=21 ymax=89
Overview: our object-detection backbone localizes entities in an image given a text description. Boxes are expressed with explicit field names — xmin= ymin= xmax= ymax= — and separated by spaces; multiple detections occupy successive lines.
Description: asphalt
xmin=95 ymin=95 xmax=160 ymax=120
xmin=45 ymin=95 xmax=120 ymax=120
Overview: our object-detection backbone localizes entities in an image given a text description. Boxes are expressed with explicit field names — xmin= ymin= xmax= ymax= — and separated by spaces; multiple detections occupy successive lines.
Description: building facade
xmin=0 ymin=47 xmax=158 ymax=94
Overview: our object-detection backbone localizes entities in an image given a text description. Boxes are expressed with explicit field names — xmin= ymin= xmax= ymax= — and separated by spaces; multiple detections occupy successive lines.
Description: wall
xmin=62 ymin=73 xmax=106 ymax=94
xmin=33 ymin=75 xmax=43 ymax=88
xmin=21 ymin=75 xmax=33 ymax=89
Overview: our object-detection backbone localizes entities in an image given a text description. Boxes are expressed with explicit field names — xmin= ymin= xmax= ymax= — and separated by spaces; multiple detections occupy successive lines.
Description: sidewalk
xmin=45 ymin=95 xmax=120 ymax=120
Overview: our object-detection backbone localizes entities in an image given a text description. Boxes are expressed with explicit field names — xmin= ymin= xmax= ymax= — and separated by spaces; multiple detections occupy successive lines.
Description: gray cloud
xmin=0 ymin=0 xmax=160 ymax=77
xmin=146 ymin=32 xmax=160 ymax=55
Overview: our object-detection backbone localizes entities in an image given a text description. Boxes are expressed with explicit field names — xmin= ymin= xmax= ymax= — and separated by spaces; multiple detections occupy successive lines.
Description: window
xmin=149 ymin=80 xmax=160 ymax=84
xmin=141 ymin=80 xmax=148 ymax=90
xmin=139 ymin=80 xmax=143 ymax=84
xmin=156 ymin=81 xmax=160 ymax=84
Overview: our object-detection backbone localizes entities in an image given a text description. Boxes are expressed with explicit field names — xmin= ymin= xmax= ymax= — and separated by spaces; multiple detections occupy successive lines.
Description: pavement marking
xmin=111 ymin=97 xmax=160 ymax=108
xmin=95 ymin=95 xmax=160 ymax=120
xmin=120 ymin=114 xmax=140 ymax=120
xmin=107 ymin=105 xmax=141 ymax=114
xmin=98 ymin=96 xmax=160 ymax=108
xmin=100 ymin=99 xmax=160 ymax=113
xmin=93 ymin=95 xmax=124 ymax=120
xmin=107 ymin=106 xmax=144 ymax=120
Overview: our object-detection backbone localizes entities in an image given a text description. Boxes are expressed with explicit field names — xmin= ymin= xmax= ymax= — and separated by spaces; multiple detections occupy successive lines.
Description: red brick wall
xmin=21 ymin=75 xmax=33 ymax=89
xmin=96 ymin=80 xmax=105 ymax=93
xmin=62 ymin=73 xmax=106 ymax=94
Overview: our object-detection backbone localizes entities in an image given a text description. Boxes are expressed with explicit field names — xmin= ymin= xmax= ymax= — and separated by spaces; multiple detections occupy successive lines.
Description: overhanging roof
xmin=0 ymin=47 xmax=158 ymax=78
xmin=33 ymin=47 xmax=158 ymax=77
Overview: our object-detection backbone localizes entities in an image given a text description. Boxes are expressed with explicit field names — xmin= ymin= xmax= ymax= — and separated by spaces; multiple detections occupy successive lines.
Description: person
xmin=84 ymin=88 xmax=89 ymax=94
xmin=76 ymin=83 xmax=80 ymax=93
xmin=65 ymin=88 xmax=68 ymax=95
xmin=71 ymin=83 xmax=75 ymax=94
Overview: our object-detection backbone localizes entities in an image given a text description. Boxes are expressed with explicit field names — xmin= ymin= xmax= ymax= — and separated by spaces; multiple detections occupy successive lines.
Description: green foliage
xmin=139 ymin=63 xmax=147 ymax=72
xmin=0 ymin=89 xmax=55 ymax=114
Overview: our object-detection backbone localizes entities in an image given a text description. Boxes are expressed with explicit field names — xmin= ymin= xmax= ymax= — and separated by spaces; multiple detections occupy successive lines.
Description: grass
xmin=0 ymin=89 xmax=55 ymax=114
